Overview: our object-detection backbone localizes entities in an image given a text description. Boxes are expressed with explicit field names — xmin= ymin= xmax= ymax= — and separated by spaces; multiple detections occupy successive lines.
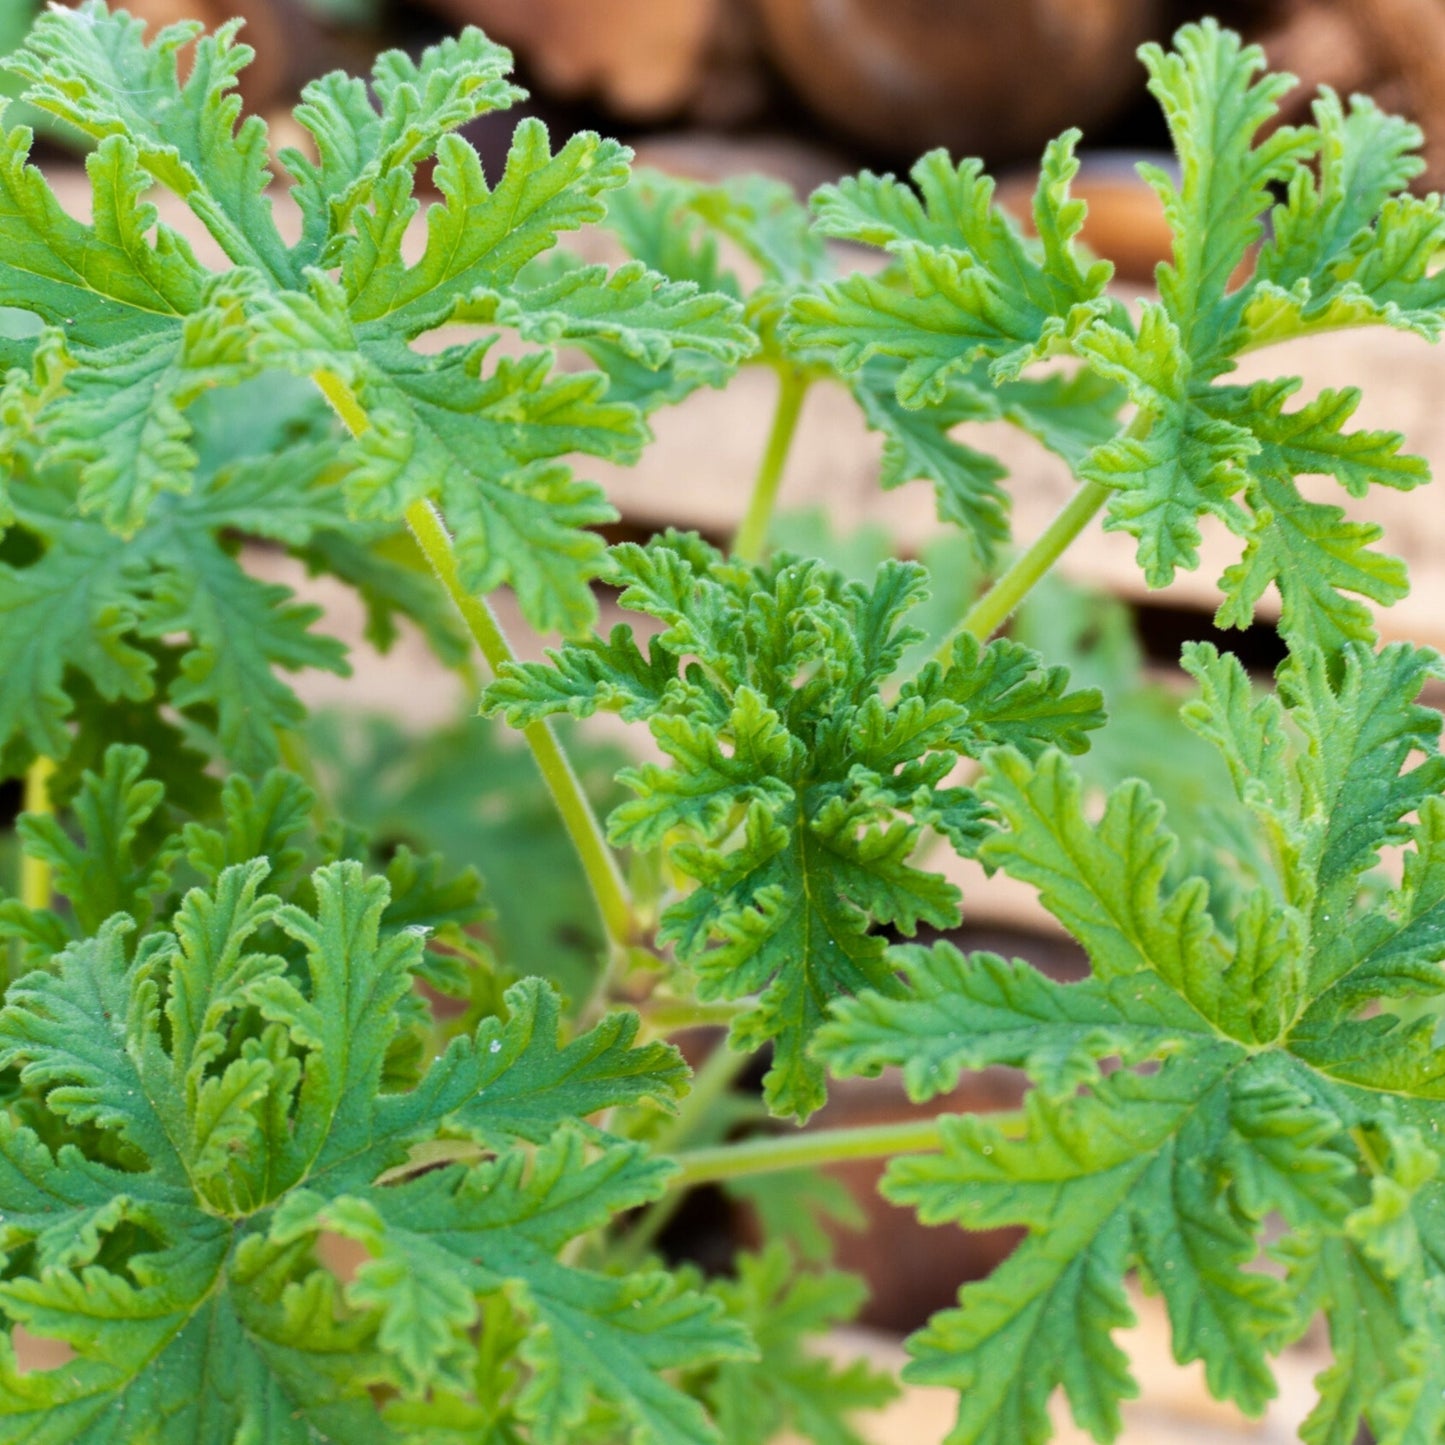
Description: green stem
xmin=669 ymin=1113 xmax=1025 ymax=1191
xmin=932 ymin=409 xmax=1153 ymax=663
xmin=642 ymin=997 xmax=752 ymax=1033
xmin=19 ymin=756 xmax=55 ymax=911
xmin=310 ymin=368 xmax=635 ymax=957
xmin=1351 ymin=1125 xmax=1388 ymax=1177
xmin=939 ymin=478 xmax=1113 ymax=660
xmin=404 ymin=498 xmax=635 ymax=956
xmin=733 ymin=366 xmax=810 ymax=563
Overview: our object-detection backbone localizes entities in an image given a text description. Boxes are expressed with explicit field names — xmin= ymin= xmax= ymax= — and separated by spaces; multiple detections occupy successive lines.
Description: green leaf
xmin=345 ymin=123 xmax=630 ymax=335
xmin=0 ymin=858 xmax=743 ymax=1441
xmin=817 ymin=627 xmax=1445 ymax=1444
xmin=285 ymin=30 xmax=522 ymax=266
xmin=458 ymin=258 xmax=756 ymax=373
xmin=1077 ymin=305 xmax=1253 ymax=586
xmin=602 ymin=171 xmax=739 ymax=296
xmin=889 ymin=1072 xmax=1296 ymax=1439
xmin=862 ymin=362 xmax=1113 ymax=566
xmin=817 ymin=943 xmax=1197 ymax=1104
xmin=782 ymin=19 xmax=1440 ymax=643
xmin=789 ymin=135 xmax=1112 ymax=405
xmin=3 ymin=3 xmax=750 ymax=659
xmin=850 ymin=360 xmax=1010 ymax=564
xmin=1247 ymin=90 xmax=1445 ymax=349
xmin=13 ymin=744 xmax=175 ymax=935
xmin=236 ymin=272 xmax=641 ymax=636
xmin=686 ymin=1246 xmax=897 ymax=1445
xmin=1213 ymin=381 xmax=1424 ymax=651
xmin=484 ymin=537 xmax=1100 ymax=1118
xmin=1138 ymin=20 xmax=1311 ymax=365
xmin=0 ymin=126 xmax=203 ymax=358
xmin=0 ymin=433 xmax=349 ymax=774
xmin=9 ymin=3 xmax=293 ymax=282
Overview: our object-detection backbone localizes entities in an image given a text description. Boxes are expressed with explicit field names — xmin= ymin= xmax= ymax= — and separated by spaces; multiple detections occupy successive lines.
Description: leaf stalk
xmin=19 ymin=755 xmax=54 ymax=911
xmin=667 ymin=1111 xmax=1024 ymax=1190
xmin=933 ymin=408 xmax=1153 ymax=660
xmin=733 ymin=365 xmax=810 ymax=563
xmin=310 ymin=369 xmax=636 ymax=958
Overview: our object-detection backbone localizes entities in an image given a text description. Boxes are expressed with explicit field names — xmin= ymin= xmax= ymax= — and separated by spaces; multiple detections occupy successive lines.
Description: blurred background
xmin=8 ymin=0 xmax=1445 ymax=283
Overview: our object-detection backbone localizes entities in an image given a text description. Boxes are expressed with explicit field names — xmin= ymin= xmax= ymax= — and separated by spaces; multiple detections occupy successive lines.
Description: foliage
xmin=484 ymin=532 xmax=1102 ymax=1117
xmin=3 ymin=7 xmax=1445 ymax=1444
xmin=303 ymin=705 xmax=630 ymax=1004
xmin=0 ymin=747 xmax=755 ymax=1442
xmin=588 ymin=167 xmax=1125 ymax=566
xmin=819 ymin=641 xmax=1445 ymax=1443
xmin=787 ymin=20 xmax=1435 ymax=650
xmin=0 ymin=0 xmax=752 ymax=784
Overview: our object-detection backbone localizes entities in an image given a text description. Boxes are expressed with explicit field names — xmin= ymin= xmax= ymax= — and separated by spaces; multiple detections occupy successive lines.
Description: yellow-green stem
xmin=668 ymin=1113 xmax=1027 ymax=1190
xmin=733 ymin=366 xmax=810 ymax=563
xmin=932 ymin=410 xmax=1152 ymax=663
xmin=657 ymin=1040 xmax=752 ymax=1155
xmin=20 ymin=756 xmax=55 ymax=911
xmin=311 ymin=369 xmax=635 ymax=957
xmin=406 ymin=500 xmax=634 ymax=954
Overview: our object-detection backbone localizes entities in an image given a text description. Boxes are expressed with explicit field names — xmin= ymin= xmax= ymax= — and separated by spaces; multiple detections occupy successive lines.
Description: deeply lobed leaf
xmin=0 ymin=844 xmax=744 ymax=1441
xmin=783 ymin=20 xmax=1442 ymax=653
xmin=485 ymin=535 xmax=1101 ymax=1118
xmin=817 ymin=637 xmax=1445 ymax=1444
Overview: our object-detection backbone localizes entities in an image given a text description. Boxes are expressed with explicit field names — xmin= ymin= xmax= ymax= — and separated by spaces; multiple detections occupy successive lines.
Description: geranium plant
xmin=2 ymin=5 xmax=1444 ymax=1441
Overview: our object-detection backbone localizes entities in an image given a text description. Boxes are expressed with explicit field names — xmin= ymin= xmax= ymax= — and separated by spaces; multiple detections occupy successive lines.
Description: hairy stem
xmin=668 ymin=1111 xmax=1025 ymax=1190
xmin=733 ymin=366 xmax=810 ymax=563
xmin=404 ymin=499 xmax=636 ymax=955
xmin=939 ymin=478 xmax=1113 ymax=658
xmin=19 ymin=756 xmax=55 ymax=911
xmin=932 ymin=409 xmax=1151 ymax=662
xmin=311 ymin=368 xmax=635 ymax=957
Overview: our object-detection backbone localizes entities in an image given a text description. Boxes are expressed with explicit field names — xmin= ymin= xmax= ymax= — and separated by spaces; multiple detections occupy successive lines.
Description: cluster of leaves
xmin=8 ymin=5 xmax=1445 ymax=1443
xmin=819 ymin=638 xmax=1445 ymax=1445
xmin=0 ymin=743 xmax=898 ymax=1443
xmin=583 ymin=165 xmax=1124 ymax=567
xmin=303 ymin=705 xmax=631 ymax=1002
xmin=0 ymin=746 xmax=762 ymax=1442
xmin=486 ymin=532 xmax=1104 ymax=1117
xmin=0 ymin=0 xmax=752 ymax=789
xmin=787 ymin=20 xmax=1441 ymax=654
xmin=492 ymin=19 xmax=1445 ymax=1439
xmin=0 ymin=360 xmax=472 ymax=789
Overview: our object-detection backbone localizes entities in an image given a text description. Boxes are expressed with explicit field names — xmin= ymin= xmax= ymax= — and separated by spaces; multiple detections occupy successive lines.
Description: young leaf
xmin=595 ymin=170 xmax=1123 ymax=566
xmin=0 ymin=413 xmax=349 ymax=774
xmin=485 ymin=535 xmax=1101 ymax=1118
xmin=792 ymin=135 xmax=1115 ymax=403
xmin=1248 ymin=90 xmax=1445 ymax=347
xmin=779 ymin=20 xmax=1443 ymax=649
xmin=0 ymin=2 xmax=753 ymax=651
xmin=816 ymin=635 xmax=1445 ymax=1444
xmin=12 ymin=744 xmax=174 ymax=935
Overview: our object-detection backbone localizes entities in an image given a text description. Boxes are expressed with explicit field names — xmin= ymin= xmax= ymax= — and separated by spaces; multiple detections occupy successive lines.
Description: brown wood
xmin=996 ymin=161 xmax=1178 ymax=284
xmin=114 ymin=0 xmax=288 ymax=110
xmin=417 ymin=0 xmax=722 ymax=120
xmin=751 ymin=0 xmax=1161 ymax=162
xmin=1347 ymin=0 xmax=1445 ymax=187
xmin=1257 ymin=1 xmax=1382 ymax=122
